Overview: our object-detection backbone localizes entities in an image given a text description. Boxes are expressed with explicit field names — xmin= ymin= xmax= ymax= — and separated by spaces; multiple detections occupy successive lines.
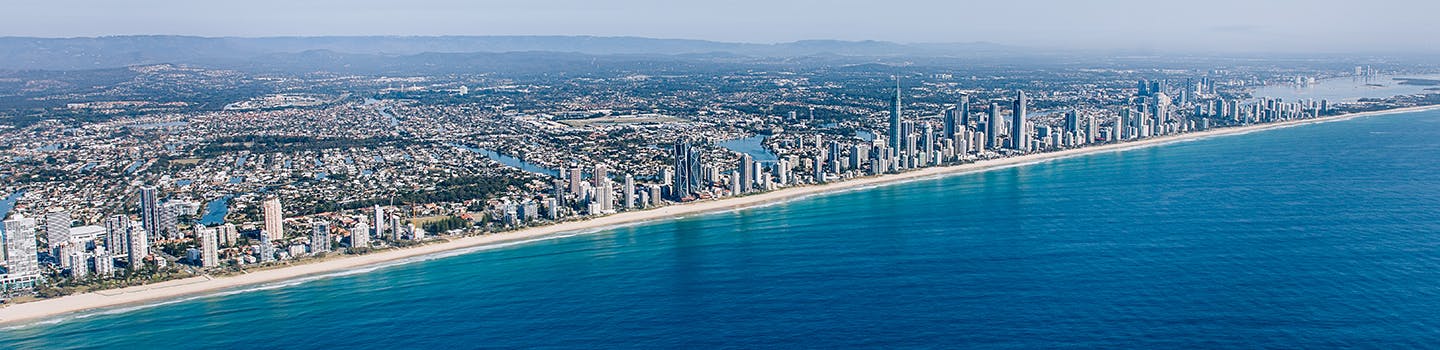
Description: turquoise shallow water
xmin=5 ymin=111 xmax=1440 ymax=348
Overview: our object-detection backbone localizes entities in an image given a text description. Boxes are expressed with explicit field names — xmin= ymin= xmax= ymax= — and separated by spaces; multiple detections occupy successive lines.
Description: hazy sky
xmin=5 ymin=0 xmax=1439 ymax=53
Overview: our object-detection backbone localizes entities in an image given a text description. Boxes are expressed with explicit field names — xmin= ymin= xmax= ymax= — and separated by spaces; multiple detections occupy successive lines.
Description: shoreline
xmin=3 ymin=104 xmax=1437 ymax=326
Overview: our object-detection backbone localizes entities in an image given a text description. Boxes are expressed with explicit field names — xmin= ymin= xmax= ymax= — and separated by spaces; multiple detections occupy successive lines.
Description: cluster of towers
xmin=889 ymin=78 xmax=1040 ymax=169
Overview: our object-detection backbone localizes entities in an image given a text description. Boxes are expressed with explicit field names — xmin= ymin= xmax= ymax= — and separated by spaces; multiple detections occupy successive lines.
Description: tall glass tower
xmin=1011 ymin=90 xmax=1029 ymax=151
xmin=890 ymin=77 xmax=903 ymax=155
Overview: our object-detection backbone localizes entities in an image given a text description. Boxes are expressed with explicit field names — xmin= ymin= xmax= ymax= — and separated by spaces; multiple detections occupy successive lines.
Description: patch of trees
xmin=423 ymin=216 xmax=471 ymax=234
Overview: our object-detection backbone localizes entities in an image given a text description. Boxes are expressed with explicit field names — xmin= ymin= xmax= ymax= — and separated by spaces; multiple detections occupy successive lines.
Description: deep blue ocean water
xmin=6 ymin=111 xmax=1440 ymax=348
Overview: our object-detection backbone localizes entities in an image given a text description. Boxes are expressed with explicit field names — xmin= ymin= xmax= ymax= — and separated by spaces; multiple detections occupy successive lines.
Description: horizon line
xmin=2 ymin=34 xmax=1437 ymax=56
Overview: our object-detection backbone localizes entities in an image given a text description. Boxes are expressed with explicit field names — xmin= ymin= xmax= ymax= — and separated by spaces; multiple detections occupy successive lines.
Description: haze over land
xmin=4 ymin=0 xmax=1440 ymax=55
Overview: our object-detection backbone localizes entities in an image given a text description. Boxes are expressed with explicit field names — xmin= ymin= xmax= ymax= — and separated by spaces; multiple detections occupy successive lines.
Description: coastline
xmin=3 ymin=104 xmax=1437 ymax=326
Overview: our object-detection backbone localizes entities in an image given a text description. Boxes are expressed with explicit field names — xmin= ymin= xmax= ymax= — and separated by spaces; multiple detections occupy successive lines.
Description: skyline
xmin=4 ymin=2 xmax=1440 ymax=344
xmin=5 ymin=0 xmax=1440 ymax=54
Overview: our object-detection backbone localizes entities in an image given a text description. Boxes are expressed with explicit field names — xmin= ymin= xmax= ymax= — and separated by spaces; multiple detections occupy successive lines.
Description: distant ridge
xmin=0 ymin=35 xmax=1021 ymax=71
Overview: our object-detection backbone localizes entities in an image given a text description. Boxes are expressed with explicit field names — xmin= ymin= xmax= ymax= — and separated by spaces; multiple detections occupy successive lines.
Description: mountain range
xmin=0 ymin=35 xmax=1021 ymax=71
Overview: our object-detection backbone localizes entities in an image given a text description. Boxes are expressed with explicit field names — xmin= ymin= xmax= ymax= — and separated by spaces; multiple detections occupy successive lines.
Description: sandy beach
xmin=2 ymin=104 xmax=1436 ymax=326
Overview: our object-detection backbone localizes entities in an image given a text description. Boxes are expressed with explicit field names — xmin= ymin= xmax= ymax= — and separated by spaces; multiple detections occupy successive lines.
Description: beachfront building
xmin=563 ymin=167 xmax=582 ymax=195
xmin=813 ymin=155 xmax=826 ymax=183
xmin=373 ymin=205 xmax=385 ymax=240
xmin=591 ymin=164 xmax=608 ymax=187
xmin=138 ymin=186 xmax=161 ymax=239
xmin=352 ymin=222 xmax=370 ymax=249
xmin=64 ymin=225 xmax=103 ymax=269
xmin=126 ymin=223 xmax=149 ymax=269
xmin=739 ymin=154 xmax=754 ymax=193
xmin=2 ymin=214 xmax=41 ymax=293
xmin=589 ymin=179 xmax=615 ymax=214
xmin=199 ymin=226 xmax=219 ymax=268
xmin=258 ymin=233 xmax=276 ymax=263
xmin=890 ymin=77 xmax=903 ymax=155
xmin=672 ymin=139 xmax=703 ymax=201
xmin=310 ymin=220 xmax=331 ymax=254
xmin=1011 ymin=90 xmax=1030 ymax=152
xmin=263 ymin=197 xmax=283 ymax=240
xmin=623 ymin=174 xmax=635 ymax=209
xmin=987 ymin=102 xmax=1003 ymax=150
xmin=103 ymin=215 xmax=130 ymax=257
xmin=389 ymin=215 xmax=402 ymax=241
xmin=43 ymin=210 xmax=70 ymax=252
xmin=93 ymin=249 xmax=115 ymax=277
xmin=67 ymin=250 xmax=89 ymax=278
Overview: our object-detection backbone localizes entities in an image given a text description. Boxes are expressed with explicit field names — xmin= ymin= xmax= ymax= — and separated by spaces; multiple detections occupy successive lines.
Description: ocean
xmin=4 ymin=110 xmax=1440 ymax=348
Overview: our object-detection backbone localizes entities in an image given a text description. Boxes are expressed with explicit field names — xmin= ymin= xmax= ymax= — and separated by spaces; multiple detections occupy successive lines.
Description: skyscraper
xmin=943 ymin=108 xmax=958 ymax=141
xmin=1086 ymin=114 xmax=1098 ymax=144
xmin=373 ymin=205 xmax=385 ymax=239
xmin=813 ymin=155 xmax=826 ymax=183
xmin=777 ymin=158 xmax=792 ymax=185
xmin=828 ymin=141 xmax=842 ymax=172
xmin=67 ymin=250 xmax=89 ymax=278
xmin=43 ymin=210 xmax=70 ymax=249
xmin=390 ymin=215 xmax=402 ymax=241
xmin=944 ymin=94 xmax=970 ymax=141
xmin=623 ymin=174 xmax=635 ymax=209
xmin=263 ymin=196 xmax=283 ymax=240
xmin=759 ymin=159 xmax=773 ymax=188
xmin=568 ymin=167 xmax=584 ymax=195
xmin=923 ymin=125 xmax=936 ymax=166
xmin=310 ymin=220 xmax=330 ymax=253
xmin=1122 ymin=108 xmax=1137 ymax=139
xmin=1064 ymin=110 xmax=1080 ymax=133
xmin=988 ymin=102 xmax=1002 ymax=149
xmin=902 ymin=121 xmax=916 ymax=168
xmin=2 ymin=214 xmax=40 ymax=286
xmin=957 ymin=93 xmax=971 ymax=127
xmin=672 ymin=139 xmax=702 ymax=201
xmin=93 ymin=250 xmax=114 ymax=276
xmin=1112 ymin=116 xmax=1124 ymax=141
xmin=217 ymin=223 xmax=238 ymax=246
xmin=156 ymin=201 xmax=196 ymax=240
xmin=849 ymin=144 xmax=867 ymax=171
xmin=591 ymin=164 xmax=608 ymax=187
xmin=138 ymin=186 xmax=160 ymax=239
xmin=589 ymin=179 xmax=614 ymax=214
xmin=352 ymin=222 xmax=371 ymax=249
xmin=104 ymin=215 xmax=129 ymax=256
xmin=739 ymin=153 xmax=755 ymax=193
xmin=1011 ymin=90 xmax=1029 ymax=151
xmin=258 ymin=231 xmax=275 ymax=263
xmin=520 ymin=201 xmax=538 ymax=222
xmin=647 ymin=185 xmax=663 ymax=207
xmin=127 ymin=223 xmax=148 ymax=269
xmin=890 ymin=77 xmax=903 ymax=154
xmin=730 ymin=170 xmax=741 ymax=194
xmin=552 ymin=179 xmax=567 ymax=206
xmin=1153 ymin=93 xmax=1171 ymax=136
xmin=198 ymin=225 xmax=218 ymax=268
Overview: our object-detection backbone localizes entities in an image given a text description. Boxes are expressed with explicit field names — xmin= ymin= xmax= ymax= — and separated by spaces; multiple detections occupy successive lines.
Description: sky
xmin=4 ymin=0 xmax=1440 ymax=53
